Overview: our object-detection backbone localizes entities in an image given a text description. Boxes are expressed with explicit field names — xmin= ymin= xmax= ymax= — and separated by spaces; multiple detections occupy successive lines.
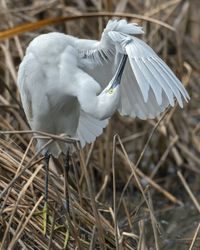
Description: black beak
xmin=111 ymin=54 xmax=128 ymax=89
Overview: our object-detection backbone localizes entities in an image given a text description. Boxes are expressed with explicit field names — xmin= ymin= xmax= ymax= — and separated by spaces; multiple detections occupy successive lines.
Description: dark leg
xmin=63 ymin=151 xmax=70 ymax=214
xmin=43 ymin=151 xmax=51 ymax=235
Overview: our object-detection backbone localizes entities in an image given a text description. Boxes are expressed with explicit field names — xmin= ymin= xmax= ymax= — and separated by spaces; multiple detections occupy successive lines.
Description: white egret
xmin=17 ymin=19 xmax=189 ymax=224
xmin=18 ymin=20 xmax=189 ymax=157
xmin=17 ymin=19 xmax=189 ymax=157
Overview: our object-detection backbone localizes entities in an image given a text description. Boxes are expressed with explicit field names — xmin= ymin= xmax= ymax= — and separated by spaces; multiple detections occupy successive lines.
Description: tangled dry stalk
xmin=0 ymin=0 xmax=200 ymax=249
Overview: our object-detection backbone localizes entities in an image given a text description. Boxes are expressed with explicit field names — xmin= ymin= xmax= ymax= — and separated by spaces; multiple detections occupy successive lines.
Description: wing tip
xmin=105 ymin=19 xmax=144 ymax=35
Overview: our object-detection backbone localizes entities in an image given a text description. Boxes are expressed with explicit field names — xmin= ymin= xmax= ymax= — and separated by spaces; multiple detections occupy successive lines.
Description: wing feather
xmin=142 ymin=57 xmax=175 ymax=106
xmin=114 ymin=34 xmax=189 ymax=118
xmin=135 ymin=57 xmax=163 ymax=105
xmin=128 ymin=57 xmax=150 ymax=102
xmin=76 ymin=111 xmax=108 ymax=147
xmin=77 ymin=20 xmax=189 ymax=120
xmin=125 ymin=62 xmax=149 ymax=117
xmin=77 ymin=20 xmax=144 ymax=67
xmin=119 ymin=60 xmax=170 ymax=119
xmin=148 ymin=58 xmax=183 ymax=107
xmin=154 ymin=57 xmax=189 ymax=99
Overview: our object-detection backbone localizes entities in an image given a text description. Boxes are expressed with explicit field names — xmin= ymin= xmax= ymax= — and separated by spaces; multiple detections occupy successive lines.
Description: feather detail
xmin=113 ymin=33 xmax=189 ymax=118
xmin=77 ymin=19 xmax=144 ymax=65
xmin=76 ymin=111 xmax=108 ymax=147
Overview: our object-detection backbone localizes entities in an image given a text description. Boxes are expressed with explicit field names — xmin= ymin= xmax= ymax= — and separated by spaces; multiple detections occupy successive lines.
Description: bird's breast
xmin=30 ymin=90 xmax=80 ymax=137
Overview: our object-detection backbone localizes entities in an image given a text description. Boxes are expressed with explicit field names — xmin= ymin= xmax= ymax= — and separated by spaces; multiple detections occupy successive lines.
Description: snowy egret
xmin=17 ymin=19 xmax=189 ymax=157
xmin=17 ymin=19 xmax=189 ymax=225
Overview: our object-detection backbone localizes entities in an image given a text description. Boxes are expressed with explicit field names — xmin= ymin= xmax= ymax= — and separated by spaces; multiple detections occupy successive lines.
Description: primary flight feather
xmin=17 ymin=19 xmax=189 ymax=157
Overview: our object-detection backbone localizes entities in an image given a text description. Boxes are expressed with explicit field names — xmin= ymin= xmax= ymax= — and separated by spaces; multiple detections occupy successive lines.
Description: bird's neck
xmin=80 ymin=55 xmax=127 ymax=120
xmin=80 ymin=87 xmax=120 ymax=121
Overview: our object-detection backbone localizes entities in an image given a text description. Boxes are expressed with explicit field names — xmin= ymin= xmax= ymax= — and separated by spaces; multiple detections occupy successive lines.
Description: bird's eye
xmin=108 ymin=88 xmax=114 ymax=94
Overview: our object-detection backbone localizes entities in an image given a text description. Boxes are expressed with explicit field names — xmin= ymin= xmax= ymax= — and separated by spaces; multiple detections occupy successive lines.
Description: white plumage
xmin=17 ymin=19 xmax=189 ymax=157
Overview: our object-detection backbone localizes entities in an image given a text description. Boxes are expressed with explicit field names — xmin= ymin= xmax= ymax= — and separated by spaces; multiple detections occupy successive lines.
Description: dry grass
xmin=0 ymin=0 xmax=200 ymax=249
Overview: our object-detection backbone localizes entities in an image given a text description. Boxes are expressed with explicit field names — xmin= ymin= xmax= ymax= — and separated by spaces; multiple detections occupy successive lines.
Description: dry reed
xmin=0 ymin=0 xmax=200 ymax=249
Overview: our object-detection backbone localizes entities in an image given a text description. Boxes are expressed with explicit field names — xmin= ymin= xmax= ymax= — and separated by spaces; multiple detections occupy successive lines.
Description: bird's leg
xmin=63 ymin=150 xmax=70 ymax=214
xmin=43 ymin=151 xmax=51 ymax=236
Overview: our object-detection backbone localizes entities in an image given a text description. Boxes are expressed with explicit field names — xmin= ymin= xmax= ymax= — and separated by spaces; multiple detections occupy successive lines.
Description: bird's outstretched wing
xmin=108 ymin=31 xmax=190 ymax=118
xmin=75 ymin=19 xmax=143 ymax=65
xmin=75 ymin=19 xmax=144 ymax=86
xmin=77 ymin=19 xmax=189 ymax=119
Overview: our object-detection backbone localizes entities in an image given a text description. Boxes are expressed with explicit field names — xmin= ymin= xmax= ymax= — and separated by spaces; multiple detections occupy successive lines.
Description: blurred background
xmin=0 ymin=0 xmax=200 ymax=249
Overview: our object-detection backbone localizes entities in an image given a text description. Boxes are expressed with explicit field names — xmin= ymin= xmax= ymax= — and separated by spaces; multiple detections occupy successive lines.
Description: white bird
xmin=17 ymin=19 xmax=189 ymax=158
